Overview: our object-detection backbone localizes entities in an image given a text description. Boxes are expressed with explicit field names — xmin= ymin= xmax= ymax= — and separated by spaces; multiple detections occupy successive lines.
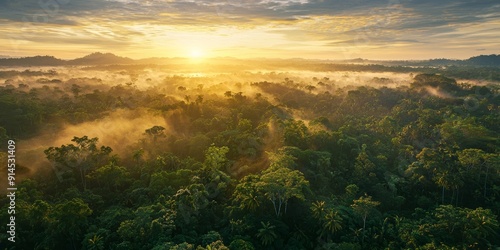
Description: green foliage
xmin=82 ymin=230 xmax=106 ymax=250
xmin=232 ymin=174 xmax=261 ymax=212
xmin=204 ymin=145 xmax=229 ymax=170
xmin=44 ymin=136 xmax=112 ymax=190
xmin=411 ymin=73 xmax=461 ymax=94
xmin=2 ymin=70 xmax=499 ymax=249
xmin=46 ymin=198 xmax=93 ymax=249
xmin=256 ymin=221 xmax=278 ymax=246
xmin=258 ymin=152 xmax=309 ymax=216
xmin=229 ymin=239 xmax=255 ymax=250
xmin=117 ymin=201 xmax=176 ymax=249
xmin=397 ymin=205 xmax=499 ymax=249
xmin=282 ymin=119 xmax=310 ymax=149
xmin=351 ymin=195 xmax=381 ymax=245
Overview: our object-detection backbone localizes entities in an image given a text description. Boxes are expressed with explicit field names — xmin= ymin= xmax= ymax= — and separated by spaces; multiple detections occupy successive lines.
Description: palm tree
xmin=311 ymin=201 xmax=326 ymax=220
xmin=257 ymin=221 xmax=277 ymax=246
xmin=312 ymin=201 xmax=343 ymax=241
xmin=323 ymin=210 xmax=343 ymax=234
xmin=87 ymin=234 xmax=104 ymax=250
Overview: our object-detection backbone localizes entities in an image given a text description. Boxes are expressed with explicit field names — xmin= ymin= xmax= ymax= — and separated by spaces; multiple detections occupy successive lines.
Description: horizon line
xmin=1 ymin=52 xmax=498 ymax=62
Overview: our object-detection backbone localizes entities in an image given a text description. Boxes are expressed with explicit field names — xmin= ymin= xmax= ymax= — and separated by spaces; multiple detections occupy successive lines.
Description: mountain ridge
xmin=0 ymin=52 xmax=499 ymax=67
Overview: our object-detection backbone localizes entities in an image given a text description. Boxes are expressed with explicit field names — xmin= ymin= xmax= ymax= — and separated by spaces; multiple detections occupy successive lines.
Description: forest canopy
xmin=0 ymin=62 xmax=499 ymax=249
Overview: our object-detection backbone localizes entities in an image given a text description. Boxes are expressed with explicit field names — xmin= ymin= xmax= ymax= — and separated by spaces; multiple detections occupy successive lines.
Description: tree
xmin=311 ymin=201 xmax=343 ymax=241
xmin=353 ymin=144 xmax=378 ymax=188
xmin=258 ymin=162 xmax=309 ymax=217
xmin=203 ymin=240 xmax=229 ymax=250
xmin=411 ymin=73 xmax=460 ymax=94
xmin=311 ymin=201 xmax=327 ymax=220
xmin=323 ymin=210 xmax=343 ymax=234
xmin=195 ymin=95 xmax=204 ymax=104
xmin=228 ymin=239 xmax=254 ymax=250
xmin=231 ymin=150 xmax=309 ymax=217
xmin=173 ymin=184 xmax=209 ymax=230
xmin=44 ymin=136 xmax=112 ymax=190
xmin=256 ymin=221 xmax=277 ymax=246
xmin=82 ymin=232 xmax=105 ymax=250
xmin=145 ymin=125 xmax=166 ymax=143
xmin=87 ymin=163 xmax=131 ymax=196
xmin=201 ymin=145 xmax=232 ymax=199
xmin=282 ymin=120 xmax=310 ymax=149
xmin=48 ymin=198 xmax=93 ymax=249
xmin=305 ymin=85 xmax=316 ymax=93
xmin=232 ymin=174 xmax=261 ymax=212
xmin=457 ymin=149 xmax=495 ymax=200
xmin=117 ymin=201 xmax=176 ymax=249
xmin=203 ymin=145 xmax=229 ymax=170
xmin=411 ymin=147 xmax=463 ymax=205
xmin=351 ymin=195 xmax=380 ymax=245
xmin=132 ymin=148 xmax=144 ymax=166
xmin=430 ymin=205 xmax=499 ymax=248
xmin=71 ymin=84 xmax=81 ymax=97
xmin=463 ymin=207 xmax=499 ymax=248
xmin=439 ymin=116 xmax=495 ymax=149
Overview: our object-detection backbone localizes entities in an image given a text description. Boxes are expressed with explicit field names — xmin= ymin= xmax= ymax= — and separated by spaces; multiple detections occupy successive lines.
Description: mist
xmin=1 ymin=60 xmax=497 ymax=185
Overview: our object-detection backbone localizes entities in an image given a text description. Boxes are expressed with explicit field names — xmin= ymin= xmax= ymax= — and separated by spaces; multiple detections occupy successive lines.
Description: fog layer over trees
xmin=0 ymin=61 xmax=499 ymax=249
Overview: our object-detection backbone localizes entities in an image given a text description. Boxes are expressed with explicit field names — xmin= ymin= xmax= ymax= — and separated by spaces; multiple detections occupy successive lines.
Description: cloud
xmin=1 ymin=0 xmax=498 ymax=28
xmin=0 ymin=0 xmax=499 ymax=59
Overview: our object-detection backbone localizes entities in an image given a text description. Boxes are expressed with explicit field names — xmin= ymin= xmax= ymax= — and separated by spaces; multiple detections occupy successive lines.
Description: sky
xmin=0 ymin=0 xmax=499 ymax=60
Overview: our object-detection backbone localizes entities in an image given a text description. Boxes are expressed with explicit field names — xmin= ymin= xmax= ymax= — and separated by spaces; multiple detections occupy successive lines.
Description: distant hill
xmin=424 ymin=55 xmax=500 ymax=66
xmin=353 ymin=54 xmax=500 ymax=67
xmin=425 ymin=58 xmax=462 ymax=66
xmin=0 ymin=53 xmax=498 ymax=67
xmin=0 ymin=52 xmax=134 ymax=66
xmin=0 ymin=55 xmax=66 ymax=66
xmin=466 ymin=54 xmax=500 ymax=66
xmin=68 ymin=52 xmax=135 ymax=65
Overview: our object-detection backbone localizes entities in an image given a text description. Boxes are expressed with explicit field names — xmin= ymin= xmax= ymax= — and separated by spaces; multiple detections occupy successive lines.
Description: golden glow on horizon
xmin=189 ymin=49 xmax=204 ymax=59
xmin=0 ymin=1 xmax=498 ymax=60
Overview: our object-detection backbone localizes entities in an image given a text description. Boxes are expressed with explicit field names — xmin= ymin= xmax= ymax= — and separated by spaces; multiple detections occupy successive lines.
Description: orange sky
xmin=0 ymin=0 xmax=499 ymax=60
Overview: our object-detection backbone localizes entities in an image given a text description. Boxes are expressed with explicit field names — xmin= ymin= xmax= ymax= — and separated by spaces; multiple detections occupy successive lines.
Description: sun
xmin=189 ymin=49 xmax=204 ymax=59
